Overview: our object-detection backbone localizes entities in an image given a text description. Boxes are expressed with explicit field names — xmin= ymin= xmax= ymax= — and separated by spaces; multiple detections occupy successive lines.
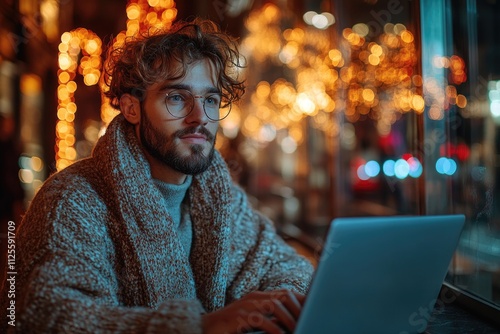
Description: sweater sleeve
xmin=226 ymin=187 xmax=314 ymax=302
xmin=252 ymin=211 xmax=314 ymax=293
xmin=0 ymin=184 xmax=204 ymax=334
xmin=12 ymin=250 xmax=204 ymax=334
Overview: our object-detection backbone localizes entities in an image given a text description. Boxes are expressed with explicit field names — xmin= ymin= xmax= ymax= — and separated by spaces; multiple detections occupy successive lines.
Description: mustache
xmin=174 ymin=126 xmax=215 ymax=142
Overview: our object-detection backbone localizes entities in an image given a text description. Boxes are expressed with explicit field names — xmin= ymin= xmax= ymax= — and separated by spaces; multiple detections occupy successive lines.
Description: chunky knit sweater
xmin=0 ymin=114 xmax=313 ymax=333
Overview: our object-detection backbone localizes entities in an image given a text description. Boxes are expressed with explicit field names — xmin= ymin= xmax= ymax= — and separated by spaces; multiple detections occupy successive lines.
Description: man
xmin=0 ymin=19 xmax=313 ymax=333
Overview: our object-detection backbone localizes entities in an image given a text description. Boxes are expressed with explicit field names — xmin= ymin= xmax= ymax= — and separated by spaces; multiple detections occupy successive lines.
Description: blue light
xmin=407 ymin=157 xmax=423 ymax=178
xmin=394 ymin=159 xmax=410 ymax=179
xmin=436 ymin=157 xmax=448 ymax=174
xmin=383 ymin=160 xmax=395 ymax=177
xmin=364 ymin=160 xmax=380 ymax=177
xmin=446 ymin=158 xmax=457 ymax=175
xmin=436 ymin=157 xmax=458 ymax=175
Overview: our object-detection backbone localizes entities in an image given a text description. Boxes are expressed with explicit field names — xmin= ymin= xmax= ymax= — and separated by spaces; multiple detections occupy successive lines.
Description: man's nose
xmin=185 ymin=96 xmax=209 ymax=124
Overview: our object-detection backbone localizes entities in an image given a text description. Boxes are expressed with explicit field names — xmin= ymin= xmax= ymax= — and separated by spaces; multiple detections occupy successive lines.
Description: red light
xmin=402 ymin=153 xmax=413 ymax=161
xmin=456 ymin=143 xmax=470 ymax=161
xmin=439 ymin=143 xmax=470 ymax=161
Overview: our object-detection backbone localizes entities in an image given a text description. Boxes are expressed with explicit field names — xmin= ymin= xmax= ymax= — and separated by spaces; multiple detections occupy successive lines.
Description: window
xmin=437 ymin=0 xmax=500 ymax=315
xmin=330 ymin=0 xmax=500 ymax=318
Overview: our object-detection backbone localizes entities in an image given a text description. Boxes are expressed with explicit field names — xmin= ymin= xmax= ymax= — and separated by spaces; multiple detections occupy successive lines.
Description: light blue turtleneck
xmin=153 ymin=176 xmax=193 ymax=255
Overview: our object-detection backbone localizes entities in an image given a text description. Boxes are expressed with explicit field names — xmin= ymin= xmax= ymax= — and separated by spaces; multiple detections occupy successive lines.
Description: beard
xmin=139 ymin=110 xmax=216 ymax=175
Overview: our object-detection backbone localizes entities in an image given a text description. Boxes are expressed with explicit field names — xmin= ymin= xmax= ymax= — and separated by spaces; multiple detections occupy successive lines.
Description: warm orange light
xmin=263 ymin=3 xmax=279 ymax=21
xmin=66 ymin=81 xmax=77 ymax=93
xmin=57 ymin=108 xmax=67 ymax=120
xmin=57 ymin=86 xmax=69 ymax=100
xmin=163 ymin=8 xmax=177 ymax=20
xmin=329 ymin=49 xmax=343 ymax=67
xmin=362 ymin=88 xmax=375 ymax=102
xmin=31 ymin=156 xmax=44 ymax=172
xmin=295 ymin=93 xmax=315 ymax=115
xmin=400 ymin=30 xmax=414 ymax=43
xmin=412 ymin=75 xmax=423 ymax=86
xmin=58 ymin=71 xmax=70 ymax=83
xmin=238 ymin=5 xmax=440 ymax=139
xmin=256 ymin=81 xmax=271 ymax=99
xmin=243 ymin=115 xmax=260 ymax=136
xmin=61 ymin=32 xmax=71 ymax=43
xmin=370 ymin=44 xmax=383 ymax=56
xmin=58 ymin=54 xmax=71 ymax=70
xmin=368 ymin=54 xmax=380 ymax=66
xmin=85 ymin=39 xmax=99 ymax=54
xmin=56 ymin=28 xmax=102 ymax=170
xmin=456 ymin=94 xmax=467 ymax=108
xmin=126 ymin=4 xmax=141 ymax=20
xmin=84 ymin=72 xmax=99 ymax=86
xmin=412 ymin=95 xmax=425 ymax=113
xmin=20 ymin=74 xmax=41 ymax=95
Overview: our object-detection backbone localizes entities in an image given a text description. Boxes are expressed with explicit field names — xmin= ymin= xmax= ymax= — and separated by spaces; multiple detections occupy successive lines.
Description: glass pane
xmin=330 ymin=0 xmax=500 ymax=311
xmin=443 ymin=0 xmax=500 ymax=309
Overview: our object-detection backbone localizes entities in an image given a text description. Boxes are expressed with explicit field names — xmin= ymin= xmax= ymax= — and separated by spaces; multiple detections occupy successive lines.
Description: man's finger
xmin=268 ymin=299 xmax=296 ymax=332
xmin=280 ymin=291 xmax=302 ymax=319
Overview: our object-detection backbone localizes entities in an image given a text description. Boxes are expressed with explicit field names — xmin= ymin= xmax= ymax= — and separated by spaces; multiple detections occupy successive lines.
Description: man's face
xmin=138 ymin=59 xmax=219 ymax=179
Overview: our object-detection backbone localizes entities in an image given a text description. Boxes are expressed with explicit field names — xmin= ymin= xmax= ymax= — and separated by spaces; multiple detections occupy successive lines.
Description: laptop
xmin=294 ymin=214 xmax=465 ymax=334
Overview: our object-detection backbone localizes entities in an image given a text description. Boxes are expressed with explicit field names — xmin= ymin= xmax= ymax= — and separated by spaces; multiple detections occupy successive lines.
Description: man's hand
xmin=202 ymin=289 xmax=306 ymax=334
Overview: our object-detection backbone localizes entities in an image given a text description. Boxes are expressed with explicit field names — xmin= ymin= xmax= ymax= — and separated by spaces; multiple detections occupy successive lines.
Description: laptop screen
xmin=295 ymin=214 xmax=465 ymax=334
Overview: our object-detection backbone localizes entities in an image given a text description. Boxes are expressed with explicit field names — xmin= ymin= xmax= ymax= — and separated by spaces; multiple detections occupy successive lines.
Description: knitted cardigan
xmin=0 ymin=114 xmax=313 ymax=333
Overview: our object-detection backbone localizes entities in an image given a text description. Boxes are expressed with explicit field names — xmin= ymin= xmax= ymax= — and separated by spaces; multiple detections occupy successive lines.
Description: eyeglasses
xmin=165 ymin=89 xmax=232 ymax=121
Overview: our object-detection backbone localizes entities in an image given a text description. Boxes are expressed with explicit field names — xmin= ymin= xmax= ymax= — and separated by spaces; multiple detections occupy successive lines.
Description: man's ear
xmin=120 ymin=94 xmax=141 ymax=125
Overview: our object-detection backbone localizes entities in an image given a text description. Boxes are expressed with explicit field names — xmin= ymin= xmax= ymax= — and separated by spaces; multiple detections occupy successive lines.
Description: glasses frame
xmin=164 ymin=89 xmax=232 ymax=121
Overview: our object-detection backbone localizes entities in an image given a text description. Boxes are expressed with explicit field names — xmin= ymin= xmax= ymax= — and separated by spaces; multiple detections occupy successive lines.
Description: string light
xmin=237 ymin=3 xmax=467 ymax=142
xmin=56 ymin=28 xmax=102 ymax=171
xmin=56 ymin=1 xmax=178 ymax=171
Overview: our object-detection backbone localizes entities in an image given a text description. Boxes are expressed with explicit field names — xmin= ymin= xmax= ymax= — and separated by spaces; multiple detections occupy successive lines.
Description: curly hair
xmin=102 ymin=18 xmax=246 ymax=110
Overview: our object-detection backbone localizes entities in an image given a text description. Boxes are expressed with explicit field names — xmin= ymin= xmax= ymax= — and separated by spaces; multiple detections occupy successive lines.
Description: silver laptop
xmin=295 ymin=214 xmax=465 ymax=334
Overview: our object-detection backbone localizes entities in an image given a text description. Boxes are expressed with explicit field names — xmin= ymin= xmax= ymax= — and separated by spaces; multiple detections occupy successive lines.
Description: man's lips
xmin=175 ymin=126 xmax=214 ymax=144
xmin=179 ymin=133 xmax=208 ymax=144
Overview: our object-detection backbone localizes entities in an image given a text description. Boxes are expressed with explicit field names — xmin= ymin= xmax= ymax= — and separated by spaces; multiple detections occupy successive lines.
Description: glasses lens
xmin=165 ymin=90 xmax=193 ymax=118
xmin=205 ymin=94 xmax=232 ymax=121
xmin=218 ymin=97 xmax=232 ymax=120
xmin=165 ymin=90 xmax=232 ymax=120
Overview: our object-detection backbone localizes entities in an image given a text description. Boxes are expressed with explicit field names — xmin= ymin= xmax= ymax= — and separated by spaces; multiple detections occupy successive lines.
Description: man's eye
xmin=206 ymin=95 xmax=221 ymax=106
xmin=167 ymin=94 xmax=185 ymax=102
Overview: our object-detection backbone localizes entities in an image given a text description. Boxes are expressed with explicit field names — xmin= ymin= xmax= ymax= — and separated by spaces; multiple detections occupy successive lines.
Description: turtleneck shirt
xmin=153 ymin=176 xmax=193 ymax=255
